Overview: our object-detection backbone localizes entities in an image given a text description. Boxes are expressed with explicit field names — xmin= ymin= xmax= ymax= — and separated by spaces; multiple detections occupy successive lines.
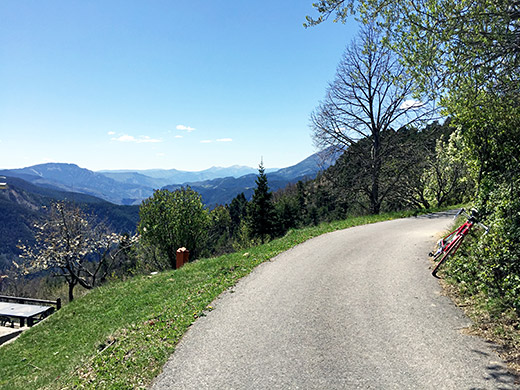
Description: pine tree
xmin=248 ymin=161 xmax=276 ymax=243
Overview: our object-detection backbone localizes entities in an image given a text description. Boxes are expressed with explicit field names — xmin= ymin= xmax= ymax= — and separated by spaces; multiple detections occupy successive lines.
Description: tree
xmin=311 ymin=24 xmax=435 ymax=213
xmin=206 ymin=205 xmax=233 ymax=256
xmin=307 ymin=0 xmax=520 ymax=314
xmin=229 ymin=192 xmax=248 ymax=237
xmin=248 ymin=161 xmax=276 ymax=243
xmin=18 ymin=202 xmax=133 ymax=302
xmin=387 ymin=121 xmax=455 ymax=209
xmin=307 ymin=0 xmax=520 ymax=182
xmin=421 ymin=130 xmax=474 ymax=208
xmin=138 ymin=187 xmax=208 ymax=268
xmin=273 ymin=191 xmax=301 ymax=235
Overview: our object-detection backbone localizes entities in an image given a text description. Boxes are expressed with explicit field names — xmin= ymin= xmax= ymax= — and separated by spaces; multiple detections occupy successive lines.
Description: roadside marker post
xmin=176 ymin=247 xmax=190 ymax=269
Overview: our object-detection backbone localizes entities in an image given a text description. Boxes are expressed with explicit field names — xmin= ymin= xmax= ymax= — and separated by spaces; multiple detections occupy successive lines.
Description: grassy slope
xmin=0 ymin=210 xmax=441 ymax=390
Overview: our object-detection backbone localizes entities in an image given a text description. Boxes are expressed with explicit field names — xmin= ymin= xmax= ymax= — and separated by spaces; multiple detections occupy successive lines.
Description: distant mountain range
xmin=99 ymin=165 xmax=263 ymax=188
xmin=0 ymin=150 xmax=338 ymax=207
xmin=0 ymin=150 xmax=339 ymax=269
xmin=163 ymin=152 xmax=336 ymax=205
xmin=0 ymin=164 xmax=151 ymax=206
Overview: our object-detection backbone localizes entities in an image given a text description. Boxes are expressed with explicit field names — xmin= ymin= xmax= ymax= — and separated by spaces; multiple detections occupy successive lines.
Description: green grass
xmin=0 ymin=209 xmax=444 ymax=389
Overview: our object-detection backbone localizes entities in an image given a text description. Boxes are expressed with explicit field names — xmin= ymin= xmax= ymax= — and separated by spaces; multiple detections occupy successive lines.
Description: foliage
xmin=304 ymin=0 xmax=353 ymax=27
xmin=17 ymin=202 xmax=134 ymax=302
xmin=310 ymin=24 xmax=435 ymax=214
xmin=307 ymin=0 xmax=519 ymax=102
xmin=205 ymin=205 xmax=234 ymax=256
xmin=447 ymin=177 xmax=520 ymax=314
xmin=138 ymin=187 xmax=209 ymax=268
xmin=451 ymin=91 xmax=520 ymax=190
xmin=273 ymin=189 xmax=303 ymax=235
xmin=422 ymin=129 xmax=475 ymax=208
xmin=307 ymin=0 xmax=520 ymax=331
xmin=248 ymin=162 xmax=277 ymax=242
xmin=229 ymin=192 xmax=248 ymax=236
xmin=312 ymin=120 xmax=461 ymax=216
xmin=232 ymin=220 xmax=254 ymax=251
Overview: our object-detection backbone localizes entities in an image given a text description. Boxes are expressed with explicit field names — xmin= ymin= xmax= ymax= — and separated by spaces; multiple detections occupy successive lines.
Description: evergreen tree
xmin=248 ymin=161 xmax=276 ymax=243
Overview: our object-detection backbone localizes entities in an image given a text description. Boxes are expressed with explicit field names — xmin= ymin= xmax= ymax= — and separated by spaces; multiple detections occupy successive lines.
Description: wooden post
xmin=176 ymin=247 xmax=190 ymax=269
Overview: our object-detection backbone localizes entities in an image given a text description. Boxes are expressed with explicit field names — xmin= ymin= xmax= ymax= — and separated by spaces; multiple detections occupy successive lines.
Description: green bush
xmin=447 ymin=177 xmax=520 ymax=315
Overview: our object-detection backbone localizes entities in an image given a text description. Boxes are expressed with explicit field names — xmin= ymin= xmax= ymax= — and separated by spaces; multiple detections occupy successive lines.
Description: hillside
xmin=164 ymin=172 xmax=315 ymax=206
xmin=0 ymin=164 xmax=151 ymax=205
xmin=0 ymin=177 xmax=139 ymax=270
xmin=0 ymin=211 xmax=421 ymax=389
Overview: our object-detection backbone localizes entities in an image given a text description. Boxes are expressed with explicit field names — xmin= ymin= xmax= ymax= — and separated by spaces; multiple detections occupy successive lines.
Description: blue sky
xmin=0 ymin=1 xmax=358 ymax=171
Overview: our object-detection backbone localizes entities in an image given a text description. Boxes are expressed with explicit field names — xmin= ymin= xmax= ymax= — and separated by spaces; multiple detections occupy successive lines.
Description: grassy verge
xmin=0 ymin=209 xmax=444 ymax=390
xmin=429 ymin=210 xmax=520 ymax=376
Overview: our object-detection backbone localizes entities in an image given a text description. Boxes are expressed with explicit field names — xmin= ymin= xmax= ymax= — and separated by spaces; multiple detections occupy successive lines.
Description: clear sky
xmin=0 ymin=1 xmax=358 ymax=172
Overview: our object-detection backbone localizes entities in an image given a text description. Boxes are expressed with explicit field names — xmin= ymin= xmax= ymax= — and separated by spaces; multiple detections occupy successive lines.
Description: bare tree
xmin=18 ymin=202 xmax=137 ymax=302
xmin=311 ymin=24 xmax=436 ymax=213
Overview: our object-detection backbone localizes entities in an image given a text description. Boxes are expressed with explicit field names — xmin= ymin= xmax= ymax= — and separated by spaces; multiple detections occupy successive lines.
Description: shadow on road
xmin=416 ymin=210 xmax=458 ymax=219
xmin=485 ymin=364 xmax=518 ymax=389
xmin=468 ymin=335 xmax=519 ymax=388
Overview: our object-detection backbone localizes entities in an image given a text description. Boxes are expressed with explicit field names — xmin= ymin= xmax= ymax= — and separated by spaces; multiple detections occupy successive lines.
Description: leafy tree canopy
xmin=306 ymin=0 xmax=519 ymax=102
xmin=307 ymin=0 xmax=520 ymax=191
xmin=138 ymin=187 xmax=208 ymax=268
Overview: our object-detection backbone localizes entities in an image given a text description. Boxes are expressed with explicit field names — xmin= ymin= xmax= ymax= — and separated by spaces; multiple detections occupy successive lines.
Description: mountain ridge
xmin=161 ymin=152 xmax=339 ymax=206
xmin=99 ymin=164 xmax=264 ymax=183
xmin=0 ymin=150 xmax=339 ymax=206
xmin=0 ymin=163 xmax=151 ymax=205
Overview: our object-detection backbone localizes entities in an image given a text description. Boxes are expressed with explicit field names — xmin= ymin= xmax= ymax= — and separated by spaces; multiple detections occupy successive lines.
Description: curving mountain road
xmin=151 ymin=212 xmax=518 ymax=389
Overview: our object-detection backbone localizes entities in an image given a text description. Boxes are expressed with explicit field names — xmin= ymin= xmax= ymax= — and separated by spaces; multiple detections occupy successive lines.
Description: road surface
xmin=151 ymin=212 xmax=518 ymax=389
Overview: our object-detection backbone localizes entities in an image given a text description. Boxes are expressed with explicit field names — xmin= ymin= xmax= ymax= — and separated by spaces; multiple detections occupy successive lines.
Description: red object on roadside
xmin=176 ymin=247 xmax=190 ymax=269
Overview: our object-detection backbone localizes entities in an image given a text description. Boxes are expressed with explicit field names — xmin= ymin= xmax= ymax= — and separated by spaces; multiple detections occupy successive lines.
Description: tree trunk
xmin=68 ymin=281 xmax=75 ymax=302
xmin=370 ymin=133 xmax=382 ymax=214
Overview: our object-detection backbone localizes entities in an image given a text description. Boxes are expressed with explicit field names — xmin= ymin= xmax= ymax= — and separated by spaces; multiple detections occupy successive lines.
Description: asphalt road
xmin=151 ymin=212 xmax=518 ymax=389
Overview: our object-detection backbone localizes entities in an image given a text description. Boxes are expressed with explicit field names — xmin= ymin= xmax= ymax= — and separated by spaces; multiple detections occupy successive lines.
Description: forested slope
xmin=0 ymin=177 xmax=139 ymax=271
